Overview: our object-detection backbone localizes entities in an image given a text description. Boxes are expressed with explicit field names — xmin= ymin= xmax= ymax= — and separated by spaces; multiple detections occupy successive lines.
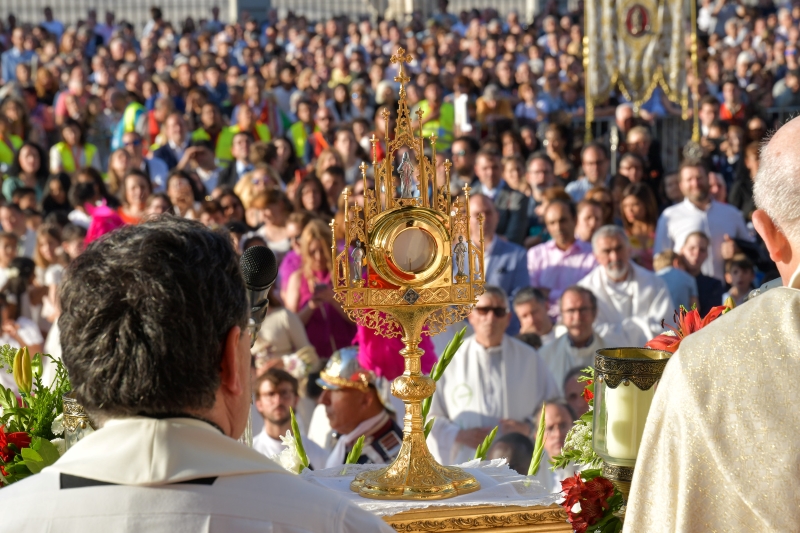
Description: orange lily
xmin=645 ymin=304 xmax=731 ymax=353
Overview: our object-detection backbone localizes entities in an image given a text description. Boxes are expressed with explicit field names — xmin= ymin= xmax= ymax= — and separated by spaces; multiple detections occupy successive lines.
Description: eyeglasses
xmin=124 ymin=140 xmax=142 ymax=147
xmin=562 ymin=306 xmax=595 ymax=315
xmin=453 ymin=150 xmax=467 ymax=157
xmin=474 ymin=307 xmax=508 ymax=318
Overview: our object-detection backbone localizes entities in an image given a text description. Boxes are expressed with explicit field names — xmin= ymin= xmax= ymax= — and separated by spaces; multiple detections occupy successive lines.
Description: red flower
xmin=560 ymin=474 xmax=617 ymax=533
xmin=584 ymin=476 xmax=615 ymax=504
xmin=0 ymin=426 xmax=31 ymax=463
xmin=560 ymin=473 xmax=585 ymax=508
xmin=582 ymin=381 xmax=594 ymax=402
xmin=645 ymin=304 xmax=730 ymax=353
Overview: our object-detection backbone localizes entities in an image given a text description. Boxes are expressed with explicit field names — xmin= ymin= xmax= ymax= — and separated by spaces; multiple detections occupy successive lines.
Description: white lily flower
xmin=51 ymin=414 xmax=64 ymax=436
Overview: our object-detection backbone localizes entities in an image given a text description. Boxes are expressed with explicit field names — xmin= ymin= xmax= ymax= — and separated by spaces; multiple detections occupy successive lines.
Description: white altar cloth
xmin=300 ymin=459 xmax=559 ymax=516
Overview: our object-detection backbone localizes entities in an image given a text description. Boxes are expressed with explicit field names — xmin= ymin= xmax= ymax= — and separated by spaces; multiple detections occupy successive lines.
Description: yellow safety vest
xmin=416 ymin=100 xmax=455 ymax=150
xmin=0 ymin=135 xmax=23 ymax=167
xmin=54 ymin=142 xmax=98 ymax=174
xmin=123 ymin=102 xmax=145 ymax=133
xmin=191 ymin=129 xmax=212 ymax=142
xmin=289 ymin=121 xmax=311 ymax=159
xmin=216 ymin=123 xmax=271 ymax=164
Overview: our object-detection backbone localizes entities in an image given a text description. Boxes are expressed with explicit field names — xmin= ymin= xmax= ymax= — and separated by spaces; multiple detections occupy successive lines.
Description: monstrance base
xmin=350 ymin=433 xmax=480 ymax=500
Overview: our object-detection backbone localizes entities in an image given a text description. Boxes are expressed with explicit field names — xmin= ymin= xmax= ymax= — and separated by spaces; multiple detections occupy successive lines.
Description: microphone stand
xmin=238 ymin=303 xmax=270 ymax=448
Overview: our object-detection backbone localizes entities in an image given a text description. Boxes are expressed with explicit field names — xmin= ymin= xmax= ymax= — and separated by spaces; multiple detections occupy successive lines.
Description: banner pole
xmin=690 ymin=0 xmax=700 ymax=142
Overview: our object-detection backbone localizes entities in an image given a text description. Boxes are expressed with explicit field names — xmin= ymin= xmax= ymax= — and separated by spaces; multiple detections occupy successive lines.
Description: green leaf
xmin=528 ymin=402 xmax=547 ymax=476
xmin=345 ymin=435 xmax=365 ymax=464
xmin=473 ymin=426 xmax=498 ymax=461
xmin=423 ymin=327 xmax=467 ymax=425
xmin=421 ymin=396 xmax=432 ymax=421
xmin=289 ymin=407 xmax=309 ymax=470
xmin=423 ymin=417 xmax=435 ymax=439
xmin=31 ymin=353 xmax=42 ymax=379
xmin=32 ymin=437 xmax=61 ymax=465
xmin=20 ymin=447 xmax=42 ymax=463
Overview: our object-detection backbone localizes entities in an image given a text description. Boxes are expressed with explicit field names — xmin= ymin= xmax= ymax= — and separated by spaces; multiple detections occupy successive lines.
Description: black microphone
xmin=240 ymin=245 xmax=278 ymax=347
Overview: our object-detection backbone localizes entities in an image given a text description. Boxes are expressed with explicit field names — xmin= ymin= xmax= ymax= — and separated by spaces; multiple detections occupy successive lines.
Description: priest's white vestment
xmin=538 ymin=332 xmax=605 ymax=394
xmin=429 ymin=335 xmax=559 ymax=465
xmin=0 ymin=417 xmax=394 ymax=533
xmin=578 ymin=263 xmax=674 ymax=347
xmin=624 ymin=281 xmax=800 ymax=532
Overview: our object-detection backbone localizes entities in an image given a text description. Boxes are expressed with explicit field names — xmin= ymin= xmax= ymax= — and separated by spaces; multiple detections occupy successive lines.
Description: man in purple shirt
xmin=527 ymin=201 xmax=597 ymax=320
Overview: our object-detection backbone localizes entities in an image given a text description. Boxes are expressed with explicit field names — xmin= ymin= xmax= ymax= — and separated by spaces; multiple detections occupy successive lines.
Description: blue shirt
xmin=656 ymin=267 xmax=698 ymax=310
xmin=1 ymin=48 xmax=35 ymax=84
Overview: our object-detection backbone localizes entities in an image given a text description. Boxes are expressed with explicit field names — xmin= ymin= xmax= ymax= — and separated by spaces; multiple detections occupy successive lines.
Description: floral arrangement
xmin=549 ymin=300 xmax=735 ymax=532
xmin=0 ymin=346 xmax=71 ymax=486
xmin=560 ymin=472 xmax=621 ymax=533
xmin=550 ymin=368 xmax=622 ymax=533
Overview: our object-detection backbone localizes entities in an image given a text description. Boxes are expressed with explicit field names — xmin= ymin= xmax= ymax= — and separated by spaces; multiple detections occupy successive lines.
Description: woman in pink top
xmin=284 ymin=218 xmax=355 ymax=360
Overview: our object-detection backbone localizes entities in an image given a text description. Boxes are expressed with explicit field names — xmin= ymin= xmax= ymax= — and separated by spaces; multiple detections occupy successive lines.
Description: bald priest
xmin=624 ymin=118 xmax=800 ymax=531
xmin=0 ymin=218 xmax=394 ymax=533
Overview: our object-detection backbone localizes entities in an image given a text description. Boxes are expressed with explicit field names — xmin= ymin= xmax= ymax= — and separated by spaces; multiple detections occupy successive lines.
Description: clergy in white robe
xmin=538 ymin=286 xmax=606 ymax=393
xmin=0 ymin=219 xmax=393 ymax=533
xmin=429 ymin=286 xmax=559 ymax=465
xmin=3 ymin=417 xmax=392 ymax=532
xmin=625 ymin=114 xmax=800 ymax=532
xmin=578 ymin=226 xmax=674 ymax=347
xmin=251 ymin=367 xmax=328 ymax=468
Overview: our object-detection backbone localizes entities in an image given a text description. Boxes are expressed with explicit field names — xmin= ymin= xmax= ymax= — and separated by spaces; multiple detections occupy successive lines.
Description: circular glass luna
xmin=391 ymin=228 xmax=437 ymax=274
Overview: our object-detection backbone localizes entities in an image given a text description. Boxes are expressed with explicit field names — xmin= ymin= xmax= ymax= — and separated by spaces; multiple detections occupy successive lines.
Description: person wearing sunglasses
xmin=429 ymin=285 xmax=558 ymax=468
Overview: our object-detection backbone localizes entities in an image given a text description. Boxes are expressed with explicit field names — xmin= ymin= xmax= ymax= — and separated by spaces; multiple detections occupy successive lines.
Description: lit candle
xmin=604 ymin=384 xmax=655 ymax=460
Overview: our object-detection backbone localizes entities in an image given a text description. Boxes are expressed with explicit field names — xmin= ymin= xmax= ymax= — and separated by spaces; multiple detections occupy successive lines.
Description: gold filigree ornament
xmin=330 ymin=48 xmax=485 ymax=500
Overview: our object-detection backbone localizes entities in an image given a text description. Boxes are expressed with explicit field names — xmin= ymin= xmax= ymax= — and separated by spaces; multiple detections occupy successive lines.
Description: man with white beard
xmin=578 ymin=225 xmax=674 ymax=346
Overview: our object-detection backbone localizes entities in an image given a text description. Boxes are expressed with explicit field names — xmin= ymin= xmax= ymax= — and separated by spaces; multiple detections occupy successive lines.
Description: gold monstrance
xmin=330 ymin=48 xmax=485 ymax=500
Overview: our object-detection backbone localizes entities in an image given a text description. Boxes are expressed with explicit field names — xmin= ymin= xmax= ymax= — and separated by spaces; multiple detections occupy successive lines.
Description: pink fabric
xmin=298 ymin=270 xmax=356 ymax=360
xmin=85 ymin=203 xmax=125 ymax=245
xmin=526 ymin=239 xmax=597 ymax=319
xmin=353 ymin=324 xmax=437 ymax=381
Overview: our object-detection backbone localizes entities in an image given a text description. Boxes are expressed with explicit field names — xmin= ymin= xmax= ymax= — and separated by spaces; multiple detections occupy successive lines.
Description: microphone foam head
xmin=240 ymin=245 xmax=278 ymax=290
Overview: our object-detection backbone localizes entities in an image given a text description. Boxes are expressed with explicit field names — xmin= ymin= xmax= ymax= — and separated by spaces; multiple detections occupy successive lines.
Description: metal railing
xmin=581 ymin=107 xmax=800 ymax=173
xmin=4 ymin=0 xmax=224 ymax=32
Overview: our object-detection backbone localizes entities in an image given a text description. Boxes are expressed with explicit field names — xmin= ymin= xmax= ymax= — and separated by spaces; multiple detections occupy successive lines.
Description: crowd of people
xmin=0 ymin=0 xmax=784 ymax=484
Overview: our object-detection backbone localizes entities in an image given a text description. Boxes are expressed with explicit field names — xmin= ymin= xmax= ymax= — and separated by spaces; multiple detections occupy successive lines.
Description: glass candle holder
xmin=592 ymin=348 xmax=671 ymax=467
xmin=62 ymin=393 xmax=95 ymax=450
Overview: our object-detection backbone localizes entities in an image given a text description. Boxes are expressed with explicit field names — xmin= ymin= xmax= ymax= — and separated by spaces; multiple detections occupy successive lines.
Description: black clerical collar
xmin=569 ymin=334 xmax=594 ymax=348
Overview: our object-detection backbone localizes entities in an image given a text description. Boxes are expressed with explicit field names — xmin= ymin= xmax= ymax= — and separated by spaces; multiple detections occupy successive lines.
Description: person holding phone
xmin=284 ymin=219 xmax=355 ymax=361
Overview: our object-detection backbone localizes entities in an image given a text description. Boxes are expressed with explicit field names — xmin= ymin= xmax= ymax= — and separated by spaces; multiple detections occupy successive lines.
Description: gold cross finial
xmin=391 ymin=47 xmax=413 ymax=85
xmin=390 ymin=47 xmax=413 ymax=67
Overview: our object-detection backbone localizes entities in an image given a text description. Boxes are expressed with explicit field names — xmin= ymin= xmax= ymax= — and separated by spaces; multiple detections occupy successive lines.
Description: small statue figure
xmin=453 ymin=236 xmax=468 ymax=282
xmin=351 ymin=239 xmax=366 ymax=285
xmin=398 ymin=152 xmax=414 ymax=198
